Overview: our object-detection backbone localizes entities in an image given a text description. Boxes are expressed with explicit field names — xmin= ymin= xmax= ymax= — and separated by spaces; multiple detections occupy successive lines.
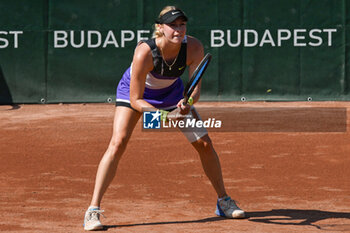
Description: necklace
xmin=160 ymin=46 xmax=179 ymax=71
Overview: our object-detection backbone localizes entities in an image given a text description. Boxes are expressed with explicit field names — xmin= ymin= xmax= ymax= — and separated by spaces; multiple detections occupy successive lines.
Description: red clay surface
xmin=0 ymin=102 xmax=349 ymax=232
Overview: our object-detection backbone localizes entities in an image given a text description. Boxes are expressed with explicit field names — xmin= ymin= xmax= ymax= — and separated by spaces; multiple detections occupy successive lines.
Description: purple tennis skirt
xmin=116 ymin=67 xmax=184 ymax=109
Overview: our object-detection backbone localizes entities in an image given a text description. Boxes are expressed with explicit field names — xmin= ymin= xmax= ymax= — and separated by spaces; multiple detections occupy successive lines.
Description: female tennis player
xmin=84 ymin=6 xmax=245 ymax=231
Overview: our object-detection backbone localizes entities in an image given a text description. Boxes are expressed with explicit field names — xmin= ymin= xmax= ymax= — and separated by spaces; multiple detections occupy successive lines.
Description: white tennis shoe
xmin=215 ymin=196 xmax=245 ymax=219
xmin=84 ymin=208 xmax=104 ymax=231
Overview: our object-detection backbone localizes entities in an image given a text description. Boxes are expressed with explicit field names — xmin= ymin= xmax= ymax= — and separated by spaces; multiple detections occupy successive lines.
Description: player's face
xmin=162 ymin=18 xmax=187 ymax=44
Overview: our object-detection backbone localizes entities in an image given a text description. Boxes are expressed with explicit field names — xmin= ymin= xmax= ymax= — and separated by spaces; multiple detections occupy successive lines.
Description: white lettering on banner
xmin=294 ymin=29 xmax=307 ymax=47
xmin=103 ymin=30 xmax=119 ymax=48
xmin=309 ymin=29 xmax=322 ymax=46
xmin=71 ymin=31 xmax=84 ymax=48
xmin=244 ymin=30 xmax=258 ymax=47
xmin=0 ymin=31 xmax=23 ymax=48
xmin=0 ymin=28 xmax=339 ymax=49
xmin=227 ymin=29 xmax=241 ymax=47
xmin=277 ymin=29 xmax=292 ymax=46
xmin=121 ymin=30 xmax=134 ymax=47
xmin=0 ymin=32 xmax=9 ymax=48
xmin=137 ymin=30 xmax=150 ymax=42
xmin=260 ymin=30 xmax=275 ymax=47
xmin=54 ymin=31 xmax=68 ymax=48
xmin=323 ymin=28 xmax=337 ymax=46
xmin=87 ymin=31 xmax=102 ymax=48
xmin=53 ymin=30 xmax=151 ymax=48
xmin=211 ymin=30 xmax=225 ymax=47
xmin=210 ymin=28 xmax=338 ymax=47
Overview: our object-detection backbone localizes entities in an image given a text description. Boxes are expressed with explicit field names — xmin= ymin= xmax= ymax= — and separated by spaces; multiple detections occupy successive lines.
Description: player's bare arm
xmin=129 ymin=43 xmax=155 ymax=112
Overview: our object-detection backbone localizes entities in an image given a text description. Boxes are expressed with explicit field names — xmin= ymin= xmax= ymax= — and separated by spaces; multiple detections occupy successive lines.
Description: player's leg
xmin=91 ymin=106 xmax=141 ymax=207
xmin=191 ymin=135 xmax=227 ymax=197
xmin=84 ymin=106 xmax=141 ymax=230
xmin=191 ymin=134 xmax=245 ymax=219
xmin=180 ymin=107 xmax=245 ymax=219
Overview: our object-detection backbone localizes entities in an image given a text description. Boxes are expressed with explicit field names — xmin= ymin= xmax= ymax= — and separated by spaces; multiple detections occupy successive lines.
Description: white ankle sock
xmin=218 ymin=197 xmax=226 ymax=202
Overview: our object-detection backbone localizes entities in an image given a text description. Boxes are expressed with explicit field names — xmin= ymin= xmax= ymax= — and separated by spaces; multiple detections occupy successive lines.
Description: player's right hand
xmin=177 ymin=99 xmax=191 ymax=115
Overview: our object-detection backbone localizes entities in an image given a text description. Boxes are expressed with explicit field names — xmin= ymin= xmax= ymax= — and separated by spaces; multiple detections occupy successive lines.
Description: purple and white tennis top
xmin=116 ymin=36 xmax=187 ymax=110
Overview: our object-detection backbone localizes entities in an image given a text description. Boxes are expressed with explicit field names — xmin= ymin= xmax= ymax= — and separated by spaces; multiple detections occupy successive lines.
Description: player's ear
xmin=159 ymin=24 xmax=164 ymax=35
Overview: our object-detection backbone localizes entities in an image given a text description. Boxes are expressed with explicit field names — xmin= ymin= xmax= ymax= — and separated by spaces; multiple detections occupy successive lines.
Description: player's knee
xmin=194 ymin=136 xmax=213 ymax=153
xmin=108 ymin=135 xmax=129 ymax=158
xmin=110 ymin=136 xmax=128 ymax=151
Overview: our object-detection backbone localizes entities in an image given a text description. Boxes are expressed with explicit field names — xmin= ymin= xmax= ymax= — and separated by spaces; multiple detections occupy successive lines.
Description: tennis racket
xmin=183 ymin=53 xmax=212 ymax=105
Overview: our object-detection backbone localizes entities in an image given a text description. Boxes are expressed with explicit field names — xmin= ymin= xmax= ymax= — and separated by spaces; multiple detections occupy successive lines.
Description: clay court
xmin=1 ymin=102 xmax=349 ymax=232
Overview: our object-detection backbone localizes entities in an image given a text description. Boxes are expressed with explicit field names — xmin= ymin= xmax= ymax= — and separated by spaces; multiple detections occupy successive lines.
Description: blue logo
xmin=143 ymin=111 xmax=161 ymax=129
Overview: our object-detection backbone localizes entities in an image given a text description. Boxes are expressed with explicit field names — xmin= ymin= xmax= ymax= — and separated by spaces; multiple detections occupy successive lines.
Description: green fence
xmin=0 ymin=0 xmax=349 ymax=104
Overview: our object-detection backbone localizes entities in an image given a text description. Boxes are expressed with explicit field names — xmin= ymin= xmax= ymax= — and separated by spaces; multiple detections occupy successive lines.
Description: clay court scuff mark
xmin=247 ymin=209 xmax=350 ymax=231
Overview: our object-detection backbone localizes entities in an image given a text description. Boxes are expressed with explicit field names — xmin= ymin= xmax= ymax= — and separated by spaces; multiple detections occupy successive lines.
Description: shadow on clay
xmin=247 ymin=209 xmax=350 ymax=231
xmin=104 ymin=216 xmax=228 ymax=230
xmin=100 ymin=209 xmax=350 ymax=231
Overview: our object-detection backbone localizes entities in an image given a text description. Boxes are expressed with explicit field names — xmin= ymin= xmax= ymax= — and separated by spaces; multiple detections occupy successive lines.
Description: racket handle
xmin=182 ymin=97 xmax=188 ymax=105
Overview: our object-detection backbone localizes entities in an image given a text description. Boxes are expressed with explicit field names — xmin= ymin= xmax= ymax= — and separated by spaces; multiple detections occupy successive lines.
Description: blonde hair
xmin=152 ymin=6 xmax=177 ymax=38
